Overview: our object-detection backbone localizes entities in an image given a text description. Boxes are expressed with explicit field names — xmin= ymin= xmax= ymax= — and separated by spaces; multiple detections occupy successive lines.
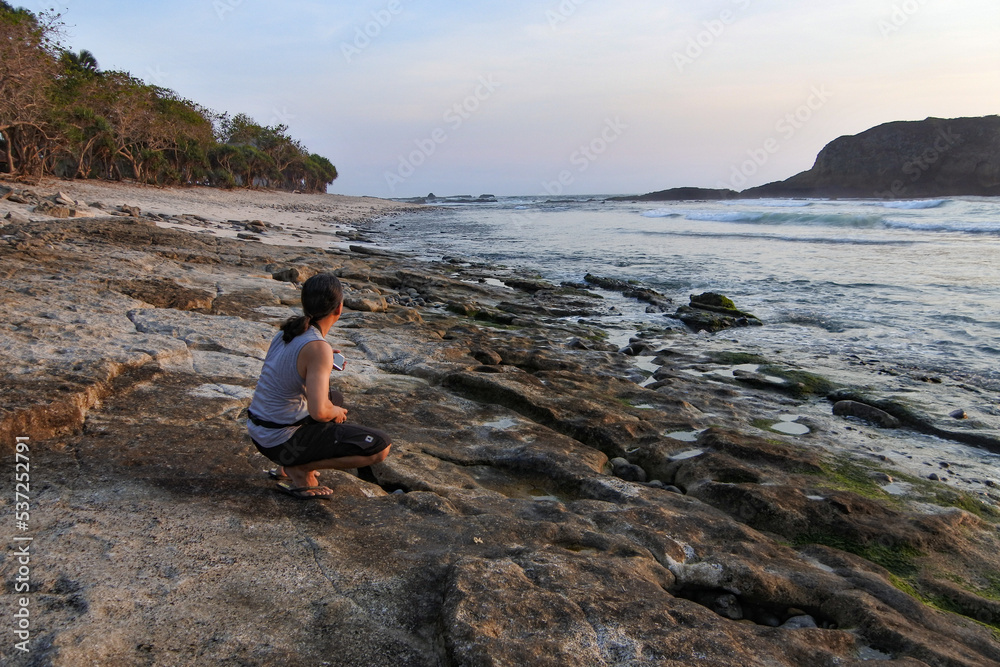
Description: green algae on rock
xmin=675 ymin=292 xmax=763 ymax=333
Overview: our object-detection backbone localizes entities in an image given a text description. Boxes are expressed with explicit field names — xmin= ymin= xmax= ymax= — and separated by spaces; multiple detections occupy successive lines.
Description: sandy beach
xmin=1 ymin=178 xmax=421 ymax=248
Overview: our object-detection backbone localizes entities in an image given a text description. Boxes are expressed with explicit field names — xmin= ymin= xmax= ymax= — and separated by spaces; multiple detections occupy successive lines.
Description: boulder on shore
xmin=674 ymin=292 xmax=762 ymax=332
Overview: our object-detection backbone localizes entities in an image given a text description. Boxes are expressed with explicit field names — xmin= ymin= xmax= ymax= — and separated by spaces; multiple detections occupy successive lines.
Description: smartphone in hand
xmin=332 ymin=352 xmax=346 ymax=371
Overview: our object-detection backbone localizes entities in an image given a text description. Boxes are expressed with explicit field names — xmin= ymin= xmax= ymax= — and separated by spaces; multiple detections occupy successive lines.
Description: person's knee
xmin=371 ymin=444 xmax=391 ymax=465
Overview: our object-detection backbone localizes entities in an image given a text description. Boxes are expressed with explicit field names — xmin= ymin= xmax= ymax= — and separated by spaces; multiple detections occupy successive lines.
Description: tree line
xmin=0 ymin=3 xmax=337 ymax=192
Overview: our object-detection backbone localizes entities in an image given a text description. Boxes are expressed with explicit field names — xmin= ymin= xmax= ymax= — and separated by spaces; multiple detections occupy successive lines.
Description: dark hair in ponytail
xmin=280 ymin=273 xmax=344 ymax=343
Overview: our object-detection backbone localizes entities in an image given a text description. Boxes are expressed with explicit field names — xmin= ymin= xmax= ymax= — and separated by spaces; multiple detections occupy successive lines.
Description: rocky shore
xmin=2 ymin=181 xmax=1000 ymax=666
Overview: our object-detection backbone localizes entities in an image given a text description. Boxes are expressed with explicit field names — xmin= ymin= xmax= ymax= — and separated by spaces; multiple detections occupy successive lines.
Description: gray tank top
xmin=247 ymin=327 xmax=327 ymax=448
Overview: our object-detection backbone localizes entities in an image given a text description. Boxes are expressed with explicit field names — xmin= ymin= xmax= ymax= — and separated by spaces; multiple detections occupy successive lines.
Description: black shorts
xmin=253 ymin=421 xmax=391 ymax=468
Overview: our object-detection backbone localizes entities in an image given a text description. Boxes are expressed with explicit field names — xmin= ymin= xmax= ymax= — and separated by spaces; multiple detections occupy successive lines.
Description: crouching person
xmin=247 ymin=273 xmax=391 ymax=499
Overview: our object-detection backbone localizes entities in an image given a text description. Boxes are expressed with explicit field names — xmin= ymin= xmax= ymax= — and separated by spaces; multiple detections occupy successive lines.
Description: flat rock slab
xmin=833 ymin=400 xmax=902 ymax=428
xmin=1 ymin=214 xmax=999 ymax=666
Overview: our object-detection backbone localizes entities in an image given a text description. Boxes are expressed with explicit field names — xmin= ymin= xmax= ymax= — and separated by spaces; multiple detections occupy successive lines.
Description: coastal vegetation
xmin=0 ymin=3 xmax=336 ymax=191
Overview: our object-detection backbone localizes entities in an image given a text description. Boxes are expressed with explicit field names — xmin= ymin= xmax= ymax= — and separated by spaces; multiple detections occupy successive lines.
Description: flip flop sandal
xmin=276 ymin=481 xmax=334 ymax=500
xmin=267 ymin=468 xmax=319 ymax=481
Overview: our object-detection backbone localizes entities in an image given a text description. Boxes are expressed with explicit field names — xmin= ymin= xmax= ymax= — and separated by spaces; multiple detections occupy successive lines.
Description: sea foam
xmin=882 ymin=199 xmax=948 ymax=210
xmin=727 ymin=199 xmax=814 ymax=208
xmin=882 ymin=218 xmax=1000 ymax=234
xmin=680 ymin=211 xmax=884 ymax=227
xmin=641 ymin=209 xmax=682 ymax=218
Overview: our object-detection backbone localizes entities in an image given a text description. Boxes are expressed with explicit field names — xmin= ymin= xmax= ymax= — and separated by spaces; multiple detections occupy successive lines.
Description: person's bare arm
xmin=298 ymin=340 xmax=348 ymax=423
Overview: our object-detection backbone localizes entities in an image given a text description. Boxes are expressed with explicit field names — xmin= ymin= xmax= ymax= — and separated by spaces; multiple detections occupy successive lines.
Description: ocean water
xmin=369 ymin=196 xmax=1000 ymax=392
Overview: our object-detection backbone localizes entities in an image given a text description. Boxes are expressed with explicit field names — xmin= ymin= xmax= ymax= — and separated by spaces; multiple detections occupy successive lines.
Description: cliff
xmin=744 ymin=115 xmax=1000 ymax=199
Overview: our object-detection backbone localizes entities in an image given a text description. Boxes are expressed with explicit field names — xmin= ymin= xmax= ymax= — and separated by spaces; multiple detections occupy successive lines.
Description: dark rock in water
xmin=829 ymin=389 xmax=1000 ymax=452
xmin=674 ymin=293 xmax=762 ymax=333
xmin=832 ymin=400 xmax=901 ymax=429
xmin=691 ymin=292 xmax=737 ymax=311
xmin=620 ymin=341 xmax=657 ymax=356
xmin=583 ymin=274 xmax=672 ymax=310
xmin=503 ymin=277 xmax=551 ymax=293
xmin=606 ymin=187 xmax=739 ymax=202
xmin=424 ymin=193 xmax=498 ymax=204
xmin=743 ymin=115 xmax=1000 ymax=199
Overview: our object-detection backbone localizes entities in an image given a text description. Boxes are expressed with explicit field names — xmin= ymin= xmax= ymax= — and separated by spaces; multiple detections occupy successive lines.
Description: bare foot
xmin=284 ymin=464 xmax=325 ymax=491
xmin=274 ymin=466 xmax=318 ymax=480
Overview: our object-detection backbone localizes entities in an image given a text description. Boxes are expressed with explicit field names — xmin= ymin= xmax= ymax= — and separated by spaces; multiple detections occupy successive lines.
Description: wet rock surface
xmin=1 ymin=210 xmax=1000 ymax=666
xmin=674 ymin=292 xmax=763 ymax=333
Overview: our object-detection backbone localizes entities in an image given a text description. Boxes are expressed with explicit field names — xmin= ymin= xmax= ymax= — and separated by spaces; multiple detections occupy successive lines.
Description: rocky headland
xmin=606 ymin=188 xmax=739 ymax=203
xmin=2 ymin=180 xmax=1000 ymax=666
xmin=617 ymin=115 xmax=1000 ymax=201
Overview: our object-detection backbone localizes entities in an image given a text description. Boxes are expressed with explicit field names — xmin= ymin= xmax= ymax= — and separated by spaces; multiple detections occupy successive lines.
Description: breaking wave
xmin=882 ymin=199 xmax=949 ymax=210
xmin=678 ymin=211 xmax=887 ymax=227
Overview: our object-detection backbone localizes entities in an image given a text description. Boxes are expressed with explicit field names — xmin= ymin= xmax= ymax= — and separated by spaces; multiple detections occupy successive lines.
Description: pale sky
xmin=37 ymin=0 xmax=1000 ymax=197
